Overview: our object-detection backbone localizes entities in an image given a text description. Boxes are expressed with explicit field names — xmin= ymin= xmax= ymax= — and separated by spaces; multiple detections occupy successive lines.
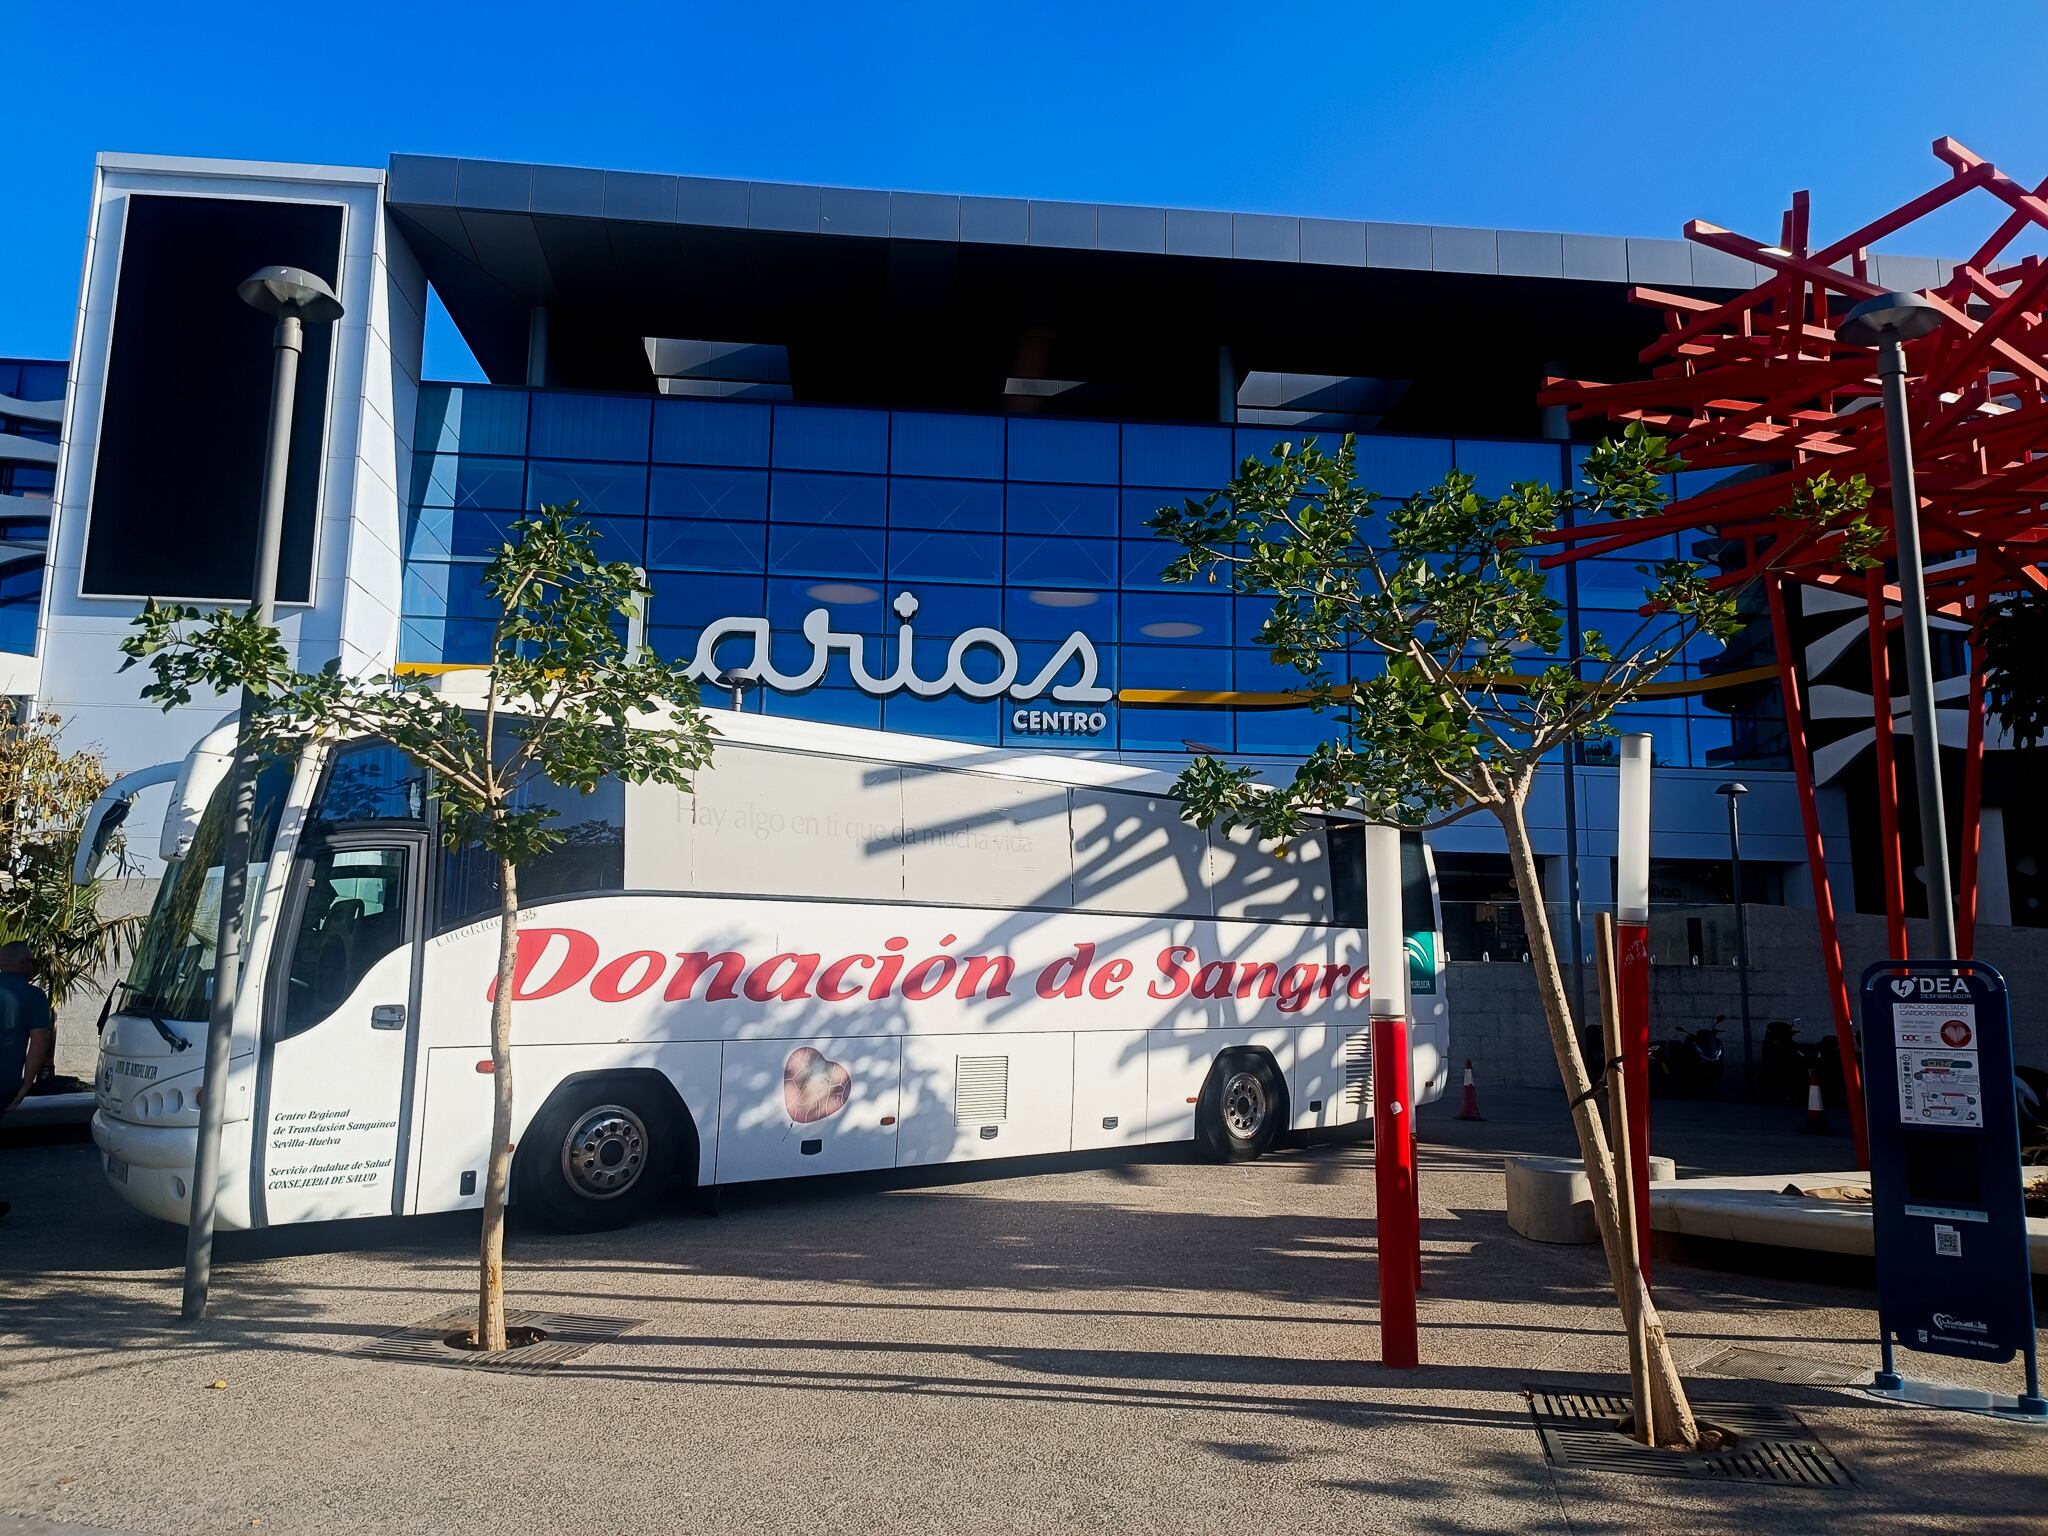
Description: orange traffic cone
xmin=1455 ymin=1060 xmax=1484 ymax=1121
xmin=1800 ymin=1069 xmax=1829 ymax=1134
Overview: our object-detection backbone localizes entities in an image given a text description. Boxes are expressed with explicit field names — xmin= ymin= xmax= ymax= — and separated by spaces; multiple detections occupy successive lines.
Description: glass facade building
xmin=0 ymin=358 xmax=64 ymax=659
xmin=402 ymin=384 xmax=1786 ymax=768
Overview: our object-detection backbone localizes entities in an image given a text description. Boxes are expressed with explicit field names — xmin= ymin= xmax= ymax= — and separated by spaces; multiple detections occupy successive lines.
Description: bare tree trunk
xmin=1498 ymin=793 xmax=1699 ymax=1448
xmin=478 ymin=857 xmax=519 ymax=1353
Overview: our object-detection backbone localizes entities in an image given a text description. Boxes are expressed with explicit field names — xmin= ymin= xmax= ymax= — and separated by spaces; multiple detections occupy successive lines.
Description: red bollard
xmin=1616 ymin=917 xmax=1652 ymax=1283
xmin=1373 ymin=1014 xmax=1418 ymax=1368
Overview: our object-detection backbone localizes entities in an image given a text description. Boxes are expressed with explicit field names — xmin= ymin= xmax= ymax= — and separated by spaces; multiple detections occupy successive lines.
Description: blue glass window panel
xmin=1233 ymin=428 xmax=1339 ymax=468
xmin=1234 ymin=596 xmax=1287 ymax=646
xmin=1118 ymin=646 xmax=1230 ymax=691
xmin=771 ymin=471 xmax=886 ymax=526
xmin=1121 ymin=590 xmax=1227 ymax=645
xmin=1122 ymin=423 xmax=1232 ymax=488
xmin=1120 ymin=539 xmax=1188 ymax=589
xmin=1575 ymin=560 xmax=1666 ymax=604
xmin=1006 ymin=418 xmax=1118 ymax=485
xmin=1121 ymin=488 xmax=1210 ymax=538
xmin=888 ymin=528 xmax=1002 ymax=586
xmin=646 ymin=518 xmax=767 ymax=574
xmin=768 ymin=523 xmax=885 ymax=579
xmin=526 ymin=460 xmax=647 ymax=519
xmin=573 ymin=515 xmax=645 ymax=566
xmin=1004 ymin=587 xmax=1115 ymax=642
xmin=1003 ymin=710 xmax=1111 ymax=749
xmin=406 ymin=507 xmax=528 ymax=562
xmin=652 ymin=399 xmax=770 ymax=467
xmin=889 ymin=477 xmax=1002 ymax=532
xmin=399 ymin=615 xmax=495 ymax=665
xmin=1357 ymin=435 xmax=1452 ymax=499
xmin=772 ymin=406 xmax=888 ymax=472
xmin=648 ymin=572 xmax=767 ymax=630
xmin=887 ymin=583 xmax=986 ymax=638
xmin=1118 ymin=706 xmax=1232 ymax=754
xmin=1590 ymin=708 xmax=1689 ymax=768
xmin=528 ymin=392 xmax=650 ymax=460
xmin=1009 ymin=483 xmax=1116 ymax=537
xmin=1009 ymin=534 xmax=1115 ymax=589
xmin=767 ymin=630 xmax=870 ymax=689
xmin=883 ymin=634 xmax=1038 ymax=699
xmin=643 ymin=625 xmax=700 ymax=666
xmin=0 ymin=576 xmax=38 ymax=654
xmin=1455 ymin=439 xmax=1563 ymax=497
xmin=403 ymin=561 xmax=497 ymax=621
xmin=1686 ymin=711 xmax=1734 ymax=769
xmin=768 ymin=575 xmax=887 ymax=634
xmin=889 ymin=413 xmax=1003 ymax=479
xmin=1236 ymin=707 xmax=1337 ymax=756
xmin=765 ymin=687 xmax=883 ymax=731
xmin=882 ymin=692 xmax=1001 ymax=746
xmin=412 ymin=453 xmax=526 ymax=510
xmin=1000 ymin=635 xmax=1113 ymax=702
xmin=415 ymin=385 xmax=527 ymax=457
xmin=648 ymin=466 xmax=768 ymax=521
xmin=1235 ymin=648 xmax=1331 ymax=690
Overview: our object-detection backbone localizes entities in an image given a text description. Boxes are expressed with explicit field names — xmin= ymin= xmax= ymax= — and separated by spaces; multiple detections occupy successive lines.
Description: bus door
xmin=253 ymin=829 xmax=427 ymax=1224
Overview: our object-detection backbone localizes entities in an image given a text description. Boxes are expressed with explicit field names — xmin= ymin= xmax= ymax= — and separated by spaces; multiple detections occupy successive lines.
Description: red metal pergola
xmin=1538 ymin=138 xmax=2048 ymax=1167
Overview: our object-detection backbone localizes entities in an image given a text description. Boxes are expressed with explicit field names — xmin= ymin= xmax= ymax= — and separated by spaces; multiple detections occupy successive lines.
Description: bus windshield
xmin=122 ymin=755 xmax=296 ymax=1023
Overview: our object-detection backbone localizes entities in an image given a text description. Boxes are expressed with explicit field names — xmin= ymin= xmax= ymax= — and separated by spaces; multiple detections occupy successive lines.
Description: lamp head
xmin=238 ymin=266 xmax=344 ymax=324
xmin=1837 ymin=290 xmax=1941 ymax=348
xmin=1716 ymin=781 xmax=1750 ymax=798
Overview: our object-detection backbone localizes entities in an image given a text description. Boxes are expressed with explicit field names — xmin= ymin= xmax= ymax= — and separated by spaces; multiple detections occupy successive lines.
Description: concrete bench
xmin=1506 ymin=1153 xmax=1678 ymax=1244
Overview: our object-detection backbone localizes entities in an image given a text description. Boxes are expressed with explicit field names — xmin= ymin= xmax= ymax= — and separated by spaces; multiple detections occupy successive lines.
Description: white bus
xmin=89 ymin=696 xmax=1447 ymax=1231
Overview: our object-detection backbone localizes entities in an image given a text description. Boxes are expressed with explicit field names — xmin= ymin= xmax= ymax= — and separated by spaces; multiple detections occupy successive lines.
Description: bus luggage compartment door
xmin=897 ymin=1032 xmax=1076 ymax=1166
xmin=715 ymin=1036 xmax=901 ymax=1183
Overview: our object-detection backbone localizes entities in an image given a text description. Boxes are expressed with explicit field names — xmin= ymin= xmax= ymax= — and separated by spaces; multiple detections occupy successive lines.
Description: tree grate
xmin=1526 ymin=1386 xmax=1854 ymax=1488
xmin=349 ymin=1309 xmax=641 ymax=1375
xmin=1694 ymin=1345 xmax=1873 ymax=1388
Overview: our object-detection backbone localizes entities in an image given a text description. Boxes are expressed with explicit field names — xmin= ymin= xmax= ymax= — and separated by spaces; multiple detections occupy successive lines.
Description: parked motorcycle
xmin=1758 ymin=1018 xmax=1810 ymax=1104
xmin=1649 ymin=1017 xmax=1726 ymax=1099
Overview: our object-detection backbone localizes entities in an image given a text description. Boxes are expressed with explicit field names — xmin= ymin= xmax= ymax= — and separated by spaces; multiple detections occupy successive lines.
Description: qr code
xmin=1934 ymin=1225 xmax=1962 ymax=1257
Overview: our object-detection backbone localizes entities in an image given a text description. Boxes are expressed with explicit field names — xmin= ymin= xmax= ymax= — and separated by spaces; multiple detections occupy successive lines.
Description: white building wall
xmin=37 ymin=155 xmax=425 ymax=865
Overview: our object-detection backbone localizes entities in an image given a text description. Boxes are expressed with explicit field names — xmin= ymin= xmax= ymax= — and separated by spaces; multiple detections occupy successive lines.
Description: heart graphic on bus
xmin=784 ymin=1047 xmax=852 ymax=1124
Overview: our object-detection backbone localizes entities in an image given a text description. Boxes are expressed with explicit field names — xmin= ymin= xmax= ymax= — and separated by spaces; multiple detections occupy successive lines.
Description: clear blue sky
xmin=7 ymin=1 xmax=2044 ymax=378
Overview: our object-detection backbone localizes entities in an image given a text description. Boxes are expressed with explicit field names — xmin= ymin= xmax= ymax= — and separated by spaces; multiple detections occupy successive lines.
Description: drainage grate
xmin=1526 ymin=1386 xmax=1853 ymax=1488
xmin=350 ymin=1309 xmax=641 ymax=1375
xmin=1695 ymin=1345 xmax=1873 ymax=1388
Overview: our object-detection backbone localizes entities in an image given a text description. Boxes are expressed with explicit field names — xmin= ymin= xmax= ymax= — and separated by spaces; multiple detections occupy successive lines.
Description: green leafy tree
xmin=1149 ymin=426 xmax=1867 ymax=1446
xmin=122 ymin=506 xmax=715 ymax=1350
xmin=0 ymin=709 xmax=140 ymax=1082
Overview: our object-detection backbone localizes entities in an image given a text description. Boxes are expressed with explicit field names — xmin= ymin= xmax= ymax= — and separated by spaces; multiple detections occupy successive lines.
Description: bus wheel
xmin=1198 ymin=1051 xmax=1285 ymax=1162
xmin=521 ymin=1080 xmax=679 ymax=1231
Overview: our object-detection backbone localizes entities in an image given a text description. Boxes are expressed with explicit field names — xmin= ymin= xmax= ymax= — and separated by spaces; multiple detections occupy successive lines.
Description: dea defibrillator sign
xmin=1859 ymin=960 xmax=2043 ymax=1415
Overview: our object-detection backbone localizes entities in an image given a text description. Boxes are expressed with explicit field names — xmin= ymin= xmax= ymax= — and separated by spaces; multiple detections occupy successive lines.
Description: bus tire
xmin=1197 ymin=1049 xmax=1286 ymax=1162
xmin=519 ymin=1076 xmax=687 ymax=1232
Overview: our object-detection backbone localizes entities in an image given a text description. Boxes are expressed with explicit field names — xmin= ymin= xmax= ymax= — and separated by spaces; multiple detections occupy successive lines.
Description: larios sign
xmin=490 ymin=927 xmax=1373 ymax=1017
xmin=685 ymin=591 xmax=1114 ymax=709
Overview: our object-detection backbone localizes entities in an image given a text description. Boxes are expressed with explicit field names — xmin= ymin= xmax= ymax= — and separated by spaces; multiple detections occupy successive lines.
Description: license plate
xmin=106 ymin=1155 xmax=129 ymax=1184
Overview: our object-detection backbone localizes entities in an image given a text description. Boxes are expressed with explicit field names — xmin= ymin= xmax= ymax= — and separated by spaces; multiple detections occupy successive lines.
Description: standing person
xmin=0 ymin=940 xmax=53 ymax=1220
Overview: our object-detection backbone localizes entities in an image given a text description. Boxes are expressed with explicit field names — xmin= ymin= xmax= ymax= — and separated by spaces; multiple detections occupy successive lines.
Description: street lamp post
xmin=1837 ymin=290 xmax=1955 ymax=959
xmin=181 ymin=267 xmax=343 ymax=1322
xmin=1717 ymin=782 xmax=1753 ymax=1095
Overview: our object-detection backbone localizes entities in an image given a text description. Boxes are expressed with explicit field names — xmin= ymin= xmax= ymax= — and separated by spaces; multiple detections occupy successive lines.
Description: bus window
xmin=121 ymin=756 xmax=295 ymax=1024
xmin=282 ymin=846 xmax=411 ymax=1036
xmin=436 ymin=772 xmax=625 ymax=930
xmin=689 ymin=747 xmax=904 ymax=901
xmin=900 ymin=768 xmax=1072 ymax=909
xmin=311 ymin=740 xmax=425 ymax=826
xmin=1211 ymin=821 xmax=1331 ymax=925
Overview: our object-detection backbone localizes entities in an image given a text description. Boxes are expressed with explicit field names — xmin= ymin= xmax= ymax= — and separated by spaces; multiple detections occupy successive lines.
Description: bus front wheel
xmin=1197 ymin=1050 xmax=1285 ymax=1162
xmin=520 ymin=1078 xmax=684 ymax=1231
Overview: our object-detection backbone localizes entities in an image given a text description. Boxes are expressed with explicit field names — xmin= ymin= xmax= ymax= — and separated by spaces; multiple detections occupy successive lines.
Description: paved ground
xmin=2 ymin=1088 xmax=2043 ymax=1535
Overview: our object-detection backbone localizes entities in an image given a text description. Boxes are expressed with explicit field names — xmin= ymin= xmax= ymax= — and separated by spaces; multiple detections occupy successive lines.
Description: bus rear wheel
xmin=520 ymin=1079 xmax=681 ymax=1231
xmin=1198 ymin=1050 xmax=1285 ymax=1162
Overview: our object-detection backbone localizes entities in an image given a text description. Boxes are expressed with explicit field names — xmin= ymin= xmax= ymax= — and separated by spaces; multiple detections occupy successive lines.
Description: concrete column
xmin=525 ymin=307 xmax=549 ymax=387
xmin=1216 ymin=345 xmax=1239 ymax=424
xmin=1979 ymin=806 xmax=2013 ymax=928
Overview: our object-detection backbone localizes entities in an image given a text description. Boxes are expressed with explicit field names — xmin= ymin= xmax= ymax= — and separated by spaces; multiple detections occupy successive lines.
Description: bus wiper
xmin=142 ymin=1008 xmax=191 ymax=1052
